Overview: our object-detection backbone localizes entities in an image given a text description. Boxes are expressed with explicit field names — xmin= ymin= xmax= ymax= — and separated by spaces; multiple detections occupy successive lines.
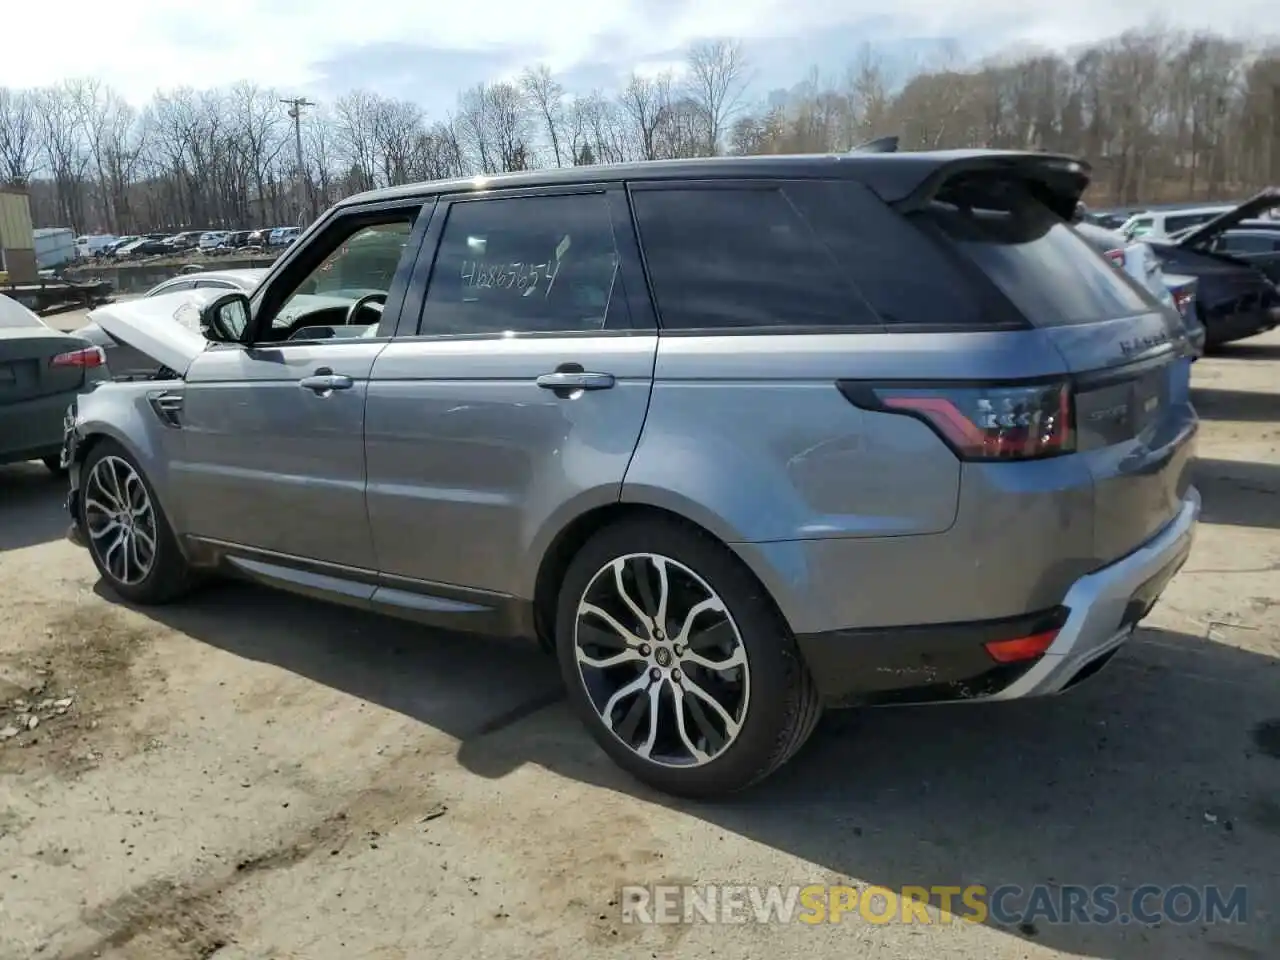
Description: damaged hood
xmin=89 ymin=289 xmax=223 ymax=376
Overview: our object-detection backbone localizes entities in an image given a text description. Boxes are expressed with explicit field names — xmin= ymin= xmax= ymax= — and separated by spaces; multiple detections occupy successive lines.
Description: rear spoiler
xmin=891 ymin=152 xmax=1092 ymax=222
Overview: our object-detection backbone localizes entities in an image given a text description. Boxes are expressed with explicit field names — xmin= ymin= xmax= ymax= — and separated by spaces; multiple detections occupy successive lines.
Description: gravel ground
xmin=0 ymin=333 xmax=1277 ymax=960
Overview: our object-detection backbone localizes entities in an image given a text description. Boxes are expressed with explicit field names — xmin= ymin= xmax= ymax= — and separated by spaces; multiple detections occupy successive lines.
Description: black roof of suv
xmin=340 ymin=150 xmax=1092 ymax=221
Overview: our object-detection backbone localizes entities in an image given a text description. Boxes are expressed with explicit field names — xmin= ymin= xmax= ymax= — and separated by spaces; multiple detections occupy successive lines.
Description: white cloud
xmin=0 ymin=0 xmax=1271 ymax=104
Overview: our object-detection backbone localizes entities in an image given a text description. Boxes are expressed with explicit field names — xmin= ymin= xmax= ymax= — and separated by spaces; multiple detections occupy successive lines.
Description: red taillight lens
xmin=50 ymin=346 xmax=105 ymax=369
xmin=1173 ymin=290 xmax=1194 ymax=318
xmin=985 ymin=629 xmax=1059 ymax=663
xmin=839 ymin=381 xmax=1075 ymax=461
xmin=1104 ymin=248 xmax=1126 ymax=268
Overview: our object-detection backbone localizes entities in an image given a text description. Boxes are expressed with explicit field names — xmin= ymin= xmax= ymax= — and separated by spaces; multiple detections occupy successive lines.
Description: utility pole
xmin=280 ymin=96 xmax=316 ymax=221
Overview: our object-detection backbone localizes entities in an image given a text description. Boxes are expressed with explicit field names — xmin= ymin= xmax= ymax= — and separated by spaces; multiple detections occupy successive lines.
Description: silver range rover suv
xmin=62 ymin=150 xmax=1200 ymax=798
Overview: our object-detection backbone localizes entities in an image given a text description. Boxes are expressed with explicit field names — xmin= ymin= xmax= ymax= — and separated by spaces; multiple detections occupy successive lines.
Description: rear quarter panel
xmin=623 ymin=330 xmax=1070 ymax=543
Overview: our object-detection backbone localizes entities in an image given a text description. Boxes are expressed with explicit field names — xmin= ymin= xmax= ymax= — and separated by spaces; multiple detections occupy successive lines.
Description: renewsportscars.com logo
xmin=620 ymin=883 xmax=1249 ymax=927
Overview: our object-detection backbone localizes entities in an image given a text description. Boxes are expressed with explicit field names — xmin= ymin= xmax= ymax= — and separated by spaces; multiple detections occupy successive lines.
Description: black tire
xmin=555 ymin=517 xmax=822 ymax=799
xmin=79 ymin=438 xmax=192 ymax=605
xmin=41 ymin=454 xmax=67 ymax=476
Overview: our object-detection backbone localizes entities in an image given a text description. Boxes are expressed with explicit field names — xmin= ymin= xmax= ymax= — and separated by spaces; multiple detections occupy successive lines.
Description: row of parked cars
xmin=76 ymin=227 xmax=302 ymax=262
xmin=1078 ymin=191 xmax=1280 ymax=350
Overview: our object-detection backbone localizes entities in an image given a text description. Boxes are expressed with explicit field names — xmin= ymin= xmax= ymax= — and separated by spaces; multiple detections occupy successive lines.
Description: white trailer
xmin=33 ymin=227 xmax=76 ymax=270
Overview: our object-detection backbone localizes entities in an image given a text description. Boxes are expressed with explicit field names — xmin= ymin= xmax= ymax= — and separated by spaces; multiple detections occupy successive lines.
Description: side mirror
xmin=201 ymin=292 xmax=251 ymax=343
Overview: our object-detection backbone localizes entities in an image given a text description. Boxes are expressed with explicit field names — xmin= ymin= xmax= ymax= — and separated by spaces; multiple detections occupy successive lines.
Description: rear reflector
xmin=1104 ymin=248 xmax=1126 ymax=268
xmin=1172 ymin=289 xmax=1194 ymax=318
xmin=50 ymin=346 xmax=106 ymax=369
xmin=984 ymin=629 xmax=1059 ymax=663
xmin=838 ymin=380 xmax=1075 ymax=461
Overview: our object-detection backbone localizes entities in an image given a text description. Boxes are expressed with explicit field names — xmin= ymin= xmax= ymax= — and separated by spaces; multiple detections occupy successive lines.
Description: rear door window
xmin=629 ymin=185 xmax=880 ymax=330
xmin=419 ymin=192 xmax=624 ymax=336
xmin=920 ymin=177 xmax=1156 ymax=327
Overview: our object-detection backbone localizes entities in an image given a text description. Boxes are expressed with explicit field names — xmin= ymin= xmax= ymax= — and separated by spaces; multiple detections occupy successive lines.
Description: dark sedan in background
xmin=1146 ymin=189 xmax=1280 ymax=349
xmin=0 ymin=295 xmax=106 ymax=473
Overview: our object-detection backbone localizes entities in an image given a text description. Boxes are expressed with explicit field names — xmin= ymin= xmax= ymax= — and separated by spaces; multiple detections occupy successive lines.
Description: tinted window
xmin=924 ymin=176 xmax=1155 ymax=327
xmin=1164 ymin=213 xmax=1218 ymax=234
xmin=420 ymin=193 xmax=622 ymax=336
xmin=789 ymin=180 xmax=996 ymax=327
xmin=194 ymin=279 xmax=237 ymax=290
xmin=1221 ymin=233 xmax=1280 ymax=253
xmin=631 ymin=187 xmax=876 ymax=330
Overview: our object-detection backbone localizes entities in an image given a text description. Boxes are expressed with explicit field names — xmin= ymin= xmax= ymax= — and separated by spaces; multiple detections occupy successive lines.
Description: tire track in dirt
xmin=0 ymin=604 xmax=166 ymax=780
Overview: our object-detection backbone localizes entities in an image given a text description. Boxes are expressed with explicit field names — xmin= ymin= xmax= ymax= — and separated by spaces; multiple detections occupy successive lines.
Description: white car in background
xmin=71 ymin=268 xmax=267 ymax=378
xmin=1118 ymin=205 xmax=1234 ymax=241
xmin=1075 ymin=221 xmax=1206 ymax=358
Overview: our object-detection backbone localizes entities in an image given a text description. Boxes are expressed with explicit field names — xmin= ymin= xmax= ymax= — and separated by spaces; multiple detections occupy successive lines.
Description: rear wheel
xmin=80 ymin=439 xmax=191 ymax=605
xmin=556 ymin=518 xmax=822 ymax=798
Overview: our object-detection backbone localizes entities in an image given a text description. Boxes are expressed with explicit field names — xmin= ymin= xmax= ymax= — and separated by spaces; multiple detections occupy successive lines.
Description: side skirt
xmin=183 ymin=536 xmax=539 ymax=641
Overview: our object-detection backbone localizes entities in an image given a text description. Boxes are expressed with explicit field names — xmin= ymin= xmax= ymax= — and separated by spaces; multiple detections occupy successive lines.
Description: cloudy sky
xmin=1 ymin=1 xmax=1270 ymax=115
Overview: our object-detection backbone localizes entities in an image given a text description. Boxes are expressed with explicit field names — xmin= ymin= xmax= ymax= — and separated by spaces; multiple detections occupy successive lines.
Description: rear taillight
xmin=839 ymin=380 xmax=1075 ymax=461
xmin=985 ymin=629 xmax=1060 ymax=663
xmin=1104 ymin=248 xmax=1126 ymax=268
xmin=1172 ymin=290 xmax=1194 ymax=318
xmin=50 ymin=346 xmax=105 ymax=369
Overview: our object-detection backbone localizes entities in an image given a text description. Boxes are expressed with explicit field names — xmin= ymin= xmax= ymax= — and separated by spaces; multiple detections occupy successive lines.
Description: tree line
xmin=1 ymin=28 xmax=1277 ymax=235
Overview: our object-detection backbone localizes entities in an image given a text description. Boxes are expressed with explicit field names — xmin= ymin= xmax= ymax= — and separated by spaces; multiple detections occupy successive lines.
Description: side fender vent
xmin=147 ymin=390 xmax=184 ymax=428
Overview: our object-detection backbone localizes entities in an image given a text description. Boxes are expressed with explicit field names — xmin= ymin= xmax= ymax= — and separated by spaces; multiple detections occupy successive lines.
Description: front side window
xmin=274 ymin=219 xmax=416 ymax=331
xmin=419 ymin=193 xmax=622 ymax=336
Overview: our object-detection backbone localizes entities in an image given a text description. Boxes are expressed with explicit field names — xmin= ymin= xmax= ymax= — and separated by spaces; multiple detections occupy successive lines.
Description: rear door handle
xmin=299 ymin=373 xmax=354 ymax=393
xmin=535 ymin=371 xmax=615 ymax=391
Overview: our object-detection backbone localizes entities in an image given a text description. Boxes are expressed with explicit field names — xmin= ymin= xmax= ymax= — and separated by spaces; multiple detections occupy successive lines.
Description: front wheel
xmin=80 ymin=439 xmax=192 ymax=605
xmin=556 ymin=518 xmax=822 ymax=798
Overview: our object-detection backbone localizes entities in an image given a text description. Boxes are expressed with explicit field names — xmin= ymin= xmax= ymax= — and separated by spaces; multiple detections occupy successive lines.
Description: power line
xmin=280 ymin=96 xmax=316 ymax=220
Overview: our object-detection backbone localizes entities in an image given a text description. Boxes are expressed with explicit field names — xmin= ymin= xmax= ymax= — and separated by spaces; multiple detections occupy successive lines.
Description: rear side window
xmin=921 ymin=177 xmax=1155 ymax=327
xmin=630 ymin=187 xmax=878 ymax=330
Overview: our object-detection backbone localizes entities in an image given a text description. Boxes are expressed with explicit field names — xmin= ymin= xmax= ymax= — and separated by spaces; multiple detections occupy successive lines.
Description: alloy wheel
xmin=84 ymin=455 xmax=157 ymax=586
xmin=573 ymin=553 xmax=751 ymax=767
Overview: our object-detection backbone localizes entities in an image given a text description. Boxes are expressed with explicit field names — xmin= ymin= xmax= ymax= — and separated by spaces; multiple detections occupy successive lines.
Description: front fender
xmin=72 ymin=381 xmax=188 ymax=534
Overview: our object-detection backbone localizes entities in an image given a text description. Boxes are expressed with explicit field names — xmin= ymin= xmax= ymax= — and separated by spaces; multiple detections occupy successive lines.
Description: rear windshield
xmin=922 ymin=177 xmax=1156 ymax=327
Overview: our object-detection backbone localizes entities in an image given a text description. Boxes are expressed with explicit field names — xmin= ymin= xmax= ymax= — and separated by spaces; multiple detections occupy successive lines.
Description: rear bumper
xmin=987 ymin=485 xmax=1198 ymax=699
xmin=792 ymin=487 xmax=1200 ymax=706
xmin=0 ymin=390 xmax=80 ymax=464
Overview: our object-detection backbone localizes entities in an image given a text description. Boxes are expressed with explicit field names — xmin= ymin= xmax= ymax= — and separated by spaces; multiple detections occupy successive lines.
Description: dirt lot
xmin=1 ymin=335 xmax=1277 ymax=960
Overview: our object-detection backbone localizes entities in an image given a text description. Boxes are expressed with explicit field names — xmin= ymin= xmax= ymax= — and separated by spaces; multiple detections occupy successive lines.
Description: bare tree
xmin=9 ymin=27 xmax=1280 ymax=233
xmin=521 ymin=65 xmax=567 ymax=167
xmin=0 ymin=87 xmax=40 ymax=185
xmin=685 ymin=39 xmax=751 ymax=154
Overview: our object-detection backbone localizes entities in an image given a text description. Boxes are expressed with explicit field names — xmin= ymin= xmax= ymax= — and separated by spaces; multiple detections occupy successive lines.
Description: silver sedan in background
xmin=72 ymin=269 xmax=267 ymax=378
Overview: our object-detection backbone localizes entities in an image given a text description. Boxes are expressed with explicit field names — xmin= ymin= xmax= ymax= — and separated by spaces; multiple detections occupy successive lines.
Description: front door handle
xmin=299 ymin=373 xmax=354 ymax=394
xmin=535 ymin=371 xmax=615 ymax=392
